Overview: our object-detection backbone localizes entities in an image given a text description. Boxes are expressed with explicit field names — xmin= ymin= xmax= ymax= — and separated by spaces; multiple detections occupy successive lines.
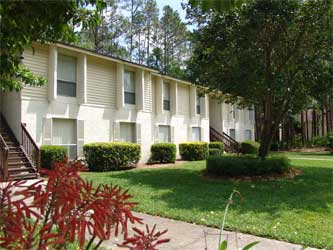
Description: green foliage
xmin=270 ymin=142 xmax=279 ymax=151
xmin=311 ymin=135 xmax=330 ymax=147
xmin=188 ymin=0 xmax=332 ymax=157
xmin=179 ymin=142 xmax=208 ymax=161
xmin=0 ymin=0 xmax=106 ymax=91
xmin=40 ymin=145 xmax=67 ymax=169
xmin=209 ymin=142 xmax=224 ymax=156
xmin=150 ymin=143 xmax=176 ymax=164
xmin=219 ymin=240 xmax=260 ymax=250
xmin=209 ymin=148 xmax=223 ymax=156
xmin=240 ymin=141 xmax=260 ymax=155
xmin=206 ymin=155 xmax=290 ymax=177
xmin=83 ymin=142 xmax=141 ymax=171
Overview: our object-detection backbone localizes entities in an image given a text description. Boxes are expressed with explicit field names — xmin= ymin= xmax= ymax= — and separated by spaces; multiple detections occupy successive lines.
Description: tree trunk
xmin=301 ymin=111 xmax=305 ymax=145
xmin=305 ymin=109 xmax=309 ymax=141
xmin=321 ymin=108 xmax=325 ymax=136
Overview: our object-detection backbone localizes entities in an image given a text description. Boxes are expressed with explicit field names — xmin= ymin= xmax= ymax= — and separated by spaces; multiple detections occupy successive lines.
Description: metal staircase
xmin=0 ymin=114 xmax=39 ymax=180
xmin=210 ymin=127 xmax=240 ymax=153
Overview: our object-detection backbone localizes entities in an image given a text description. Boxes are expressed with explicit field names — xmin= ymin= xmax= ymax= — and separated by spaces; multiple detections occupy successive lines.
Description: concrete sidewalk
xmin=102 ymin=212 xmax=320 ymax=250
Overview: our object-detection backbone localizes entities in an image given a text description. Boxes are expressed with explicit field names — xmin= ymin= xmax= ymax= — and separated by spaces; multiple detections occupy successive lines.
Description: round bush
xmin=150 ymin=143 xmax=176 ymax=163
xmin=240 ymin=140 xmax=260 ymax=154
xmin=209 ymin=142 xmax=224 ymax=150
xmin=40 ymin=145 xmax=67 ymax=169
xmin=83 ymin=142 xmax=141 ymax=171
xmin=206 ymin=155 xmax=290 ymax=177
xmin=179 ymin=142 xmax=208 ymax=161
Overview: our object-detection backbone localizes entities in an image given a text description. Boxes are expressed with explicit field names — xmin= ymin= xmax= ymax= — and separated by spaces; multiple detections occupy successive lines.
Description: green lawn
xmin=81 ymin=153 xmax=333 ymax=249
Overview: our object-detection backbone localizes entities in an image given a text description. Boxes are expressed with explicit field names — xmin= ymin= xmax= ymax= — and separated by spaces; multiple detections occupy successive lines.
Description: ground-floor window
xmin=52 ymin=118 xmax=77 ymax=159
xmin=229 ymin=128 xmax=236 ymax=140
xmin=192 ymin=127 xmax=201 ymax=141
xmin=120 ymin=122 xmax=136 ymax=143
xmin=158 ymin=125 xmax=170 ymax=142
xmin=244 ymin=129 xmax=252 ymax=140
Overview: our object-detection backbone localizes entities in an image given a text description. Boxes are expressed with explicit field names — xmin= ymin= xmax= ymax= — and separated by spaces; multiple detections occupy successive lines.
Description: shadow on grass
xmin=104 ymin=162 xmax=332 ymax=215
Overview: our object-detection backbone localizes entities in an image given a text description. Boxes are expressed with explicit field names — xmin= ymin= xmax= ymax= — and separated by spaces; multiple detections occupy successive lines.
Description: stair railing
xmin=0 ymin=134 xmax=9 ymax=179
xmin=210 ymin=127 xmax=240 ymax=153
xmin=21 ymin=123 xmax=40 ymax=172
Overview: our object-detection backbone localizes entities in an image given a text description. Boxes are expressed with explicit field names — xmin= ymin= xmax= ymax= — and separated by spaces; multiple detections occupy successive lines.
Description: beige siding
xmin=151 ymin=77 xmax=156 ymax=114
xmin=22 ymin=44 xmax=49 ymax=100
xmin=178 ymin=84 xmax=190 ymax=116
xmin=87 ymin=57 xmax=116 ymax=107
xmin=143 ymin=72 xmax=152 ymax=112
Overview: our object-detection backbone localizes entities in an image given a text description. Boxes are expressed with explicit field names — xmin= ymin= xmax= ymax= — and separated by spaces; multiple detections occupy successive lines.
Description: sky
xmin=156 ymin=0 xmax=187 ymax=21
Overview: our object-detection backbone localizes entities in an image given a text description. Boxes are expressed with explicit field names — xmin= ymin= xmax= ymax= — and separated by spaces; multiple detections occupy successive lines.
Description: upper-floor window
xmin=249 ymin=109 xmax=255 ymax=122
xmin=158 ymin=125 xmax=170 ymax=142
xmin=232 ymin=105 xmax=237 ymax=120
xmin=124 ymin=70 xmax=135 ymax=104
xmin=57 ymin=54 xmax=77 ymax=97
xmin=163 ymin=82 xmax=170 ymax=111
xmin=120 ymin=122 xmax=136 ymax=143
xmin=196 ymin=95 xmax=201 ymax=114
xmin=192 ymin=127 xmax=201 ymax=141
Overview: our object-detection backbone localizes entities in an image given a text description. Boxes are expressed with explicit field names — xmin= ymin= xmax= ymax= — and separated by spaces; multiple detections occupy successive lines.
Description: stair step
xmin=8 ymin=156 xmax=26 ymax=161
xmin=9 ymin=172 xmax=39 ymax=180
xmin=8 ymin=162 xmax=31 ymax=167
xmin=8 ymin=167 xmax=33 ymax=172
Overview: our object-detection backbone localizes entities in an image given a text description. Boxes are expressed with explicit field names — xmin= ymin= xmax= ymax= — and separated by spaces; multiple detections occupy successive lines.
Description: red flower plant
xmin=0 ymin=159 xmax=169 ymax=250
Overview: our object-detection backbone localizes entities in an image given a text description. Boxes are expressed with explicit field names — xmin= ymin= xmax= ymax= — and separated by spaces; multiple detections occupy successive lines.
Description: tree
xmin=160 ymin=5 xmax=187 ymax=75
xmin=77 ymin=1 xmax=129 ymax=57
xmin=0 ymin=0 xmax=106 ymax=92
xmin=188 ymin=0 xmax=332 ymax=157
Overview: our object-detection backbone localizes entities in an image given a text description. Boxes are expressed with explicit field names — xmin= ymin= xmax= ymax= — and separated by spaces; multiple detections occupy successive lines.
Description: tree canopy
xmin=188 ymin=0 xmax=332 ymax=157
xmin=0 ymin=0 xmax=106 ymax=92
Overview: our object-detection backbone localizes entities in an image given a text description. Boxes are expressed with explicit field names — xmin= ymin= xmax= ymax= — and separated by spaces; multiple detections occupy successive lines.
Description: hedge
xmin=179 ymin=142 xmax=208 ymax=161
xmin=150 ymin=143 xmax=176 ymax=163
xmin=41 ymin=145 xmax=67 ymax=169
xmin=83 ymin=142 xmax=141 ymax=171
xmin=209 ymin=142 xmax=224 ymax=156
xmin=206 ymin=155 xmax=290 ymax=177
xmin=240 ymin=140 xmax=260 ymax=155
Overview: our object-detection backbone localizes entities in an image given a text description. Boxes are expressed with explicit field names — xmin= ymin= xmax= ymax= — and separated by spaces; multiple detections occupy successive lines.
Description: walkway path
xmin=102 ymin=212 xmax=320 ymax=250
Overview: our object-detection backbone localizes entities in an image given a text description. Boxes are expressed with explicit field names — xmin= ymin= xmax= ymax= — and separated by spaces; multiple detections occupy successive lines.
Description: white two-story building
xmin=0 ymin=42 xmax=255 ymax=163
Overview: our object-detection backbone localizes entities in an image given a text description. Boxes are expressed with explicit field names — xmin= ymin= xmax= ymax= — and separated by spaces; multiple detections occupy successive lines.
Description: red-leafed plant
xmin=0 ymin=159 xmax=169 ymax=250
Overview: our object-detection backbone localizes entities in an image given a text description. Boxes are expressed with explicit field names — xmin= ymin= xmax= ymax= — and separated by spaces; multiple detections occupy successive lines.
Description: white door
xmin=52 ymin=119 xmax=77 ymax=159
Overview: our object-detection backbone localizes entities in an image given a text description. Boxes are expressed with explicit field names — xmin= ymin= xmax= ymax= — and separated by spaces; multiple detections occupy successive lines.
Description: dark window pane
xmin=196 ymin=105 xmax=201 ymax=114
xmin=125 ymin=92 xmax=136 ymax=104
xmin=57 ymin=80 xmax=76 ymax=97
xmin=163 ymin=100 xmax=170 ymax=110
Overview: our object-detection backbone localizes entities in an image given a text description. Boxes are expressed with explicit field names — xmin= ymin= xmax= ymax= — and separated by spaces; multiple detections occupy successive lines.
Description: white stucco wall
xmin=1 ymin=91 xmax=22 ymax=141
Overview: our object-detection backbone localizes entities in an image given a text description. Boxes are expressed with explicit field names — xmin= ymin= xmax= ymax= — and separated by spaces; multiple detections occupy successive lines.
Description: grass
xmin=81 ymin=152 xmax=333 ymax=249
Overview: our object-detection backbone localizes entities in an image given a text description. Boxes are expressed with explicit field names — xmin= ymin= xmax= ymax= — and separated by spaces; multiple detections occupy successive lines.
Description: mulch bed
xmin=136 ymin=160 xmax=187 ymax=169
xmin=202 ymin=168 xmax=302 ymax=182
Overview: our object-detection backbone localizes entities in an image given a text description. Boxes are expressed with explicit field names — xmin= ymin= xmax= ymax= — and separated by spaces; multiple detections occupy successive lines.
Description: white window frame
xmin=192 ymin=127 xmax=201 ymax=141
xmin=245 ymin=129 xmax=252 ymax=140
xmin=196 ymin=95 xmax=201 ymax=115
xmin=158 ymin=125 xmax=171 ymax=142
xmin=57 ymin=54 xmax=77 ymax=97
xmin=163 ymin=81 xmax=170 ymax=111
xmin=229 ymin=128 xmax=236 ymax=140
xmin=120 ymin=122 xmax=136 ymax=143
xmin=124 ymin=70 xmax=136 ymax=105
xmin=52 ymin=118 xmax=77 ymax=159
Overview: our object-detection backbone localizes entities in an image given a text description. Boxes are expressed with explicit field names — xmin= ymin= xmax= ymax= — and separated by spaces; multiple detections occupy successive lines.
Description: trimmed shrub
xmin=83 ymin=142 xmax=141 ymax=171
xmin=240 ymin=140 xmax=260 ymax=155
xmin=209 ymin=148 xmax=222 ymax=156
xmin=311 ymin=136 xmax=329 ymax=147
xmin=150 ymin=143 xmax=176 ymax=163
xmin=41 ymin=145 xmax=67 ymax=169
xmin=328 ymin=135 xmax=333 ymax=148
xmin=209 ymin=142 xmax=224 ymax=156
xmin=206 ymin=155 xmax=290 ymax=177
xmin=179 ymin=142 xmax=208 ymax=161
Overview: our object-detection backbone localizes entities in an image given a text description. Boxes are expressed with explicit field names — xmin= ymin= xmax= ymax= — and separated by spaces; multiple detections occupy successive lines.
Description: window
xmin=158 ymin=125 xmax=170 ymax=142
xmin=249 ymin=109 xmax=255 ymax=122
xmin=57 ymin=54 xmax=77 ymax=97
xmin=245 ymin=130 xmax=252 ymax=140
xmin=196 ymin=95 xmax=201 ymax=114
xmin=52 ymin=119 xmax=77 ymax=159
xmin=120 ymin=122 xmax=136 ymax=143
xmin=192 ymin=127 xmax=201 ymax=141
xmin=232 ymin=105 xmax=236 ymax=120
xmin=163 ymin=82 xmax=170 ymax=111
xmin=229 ymin=129 xmax=236 ymax=140
xmin=124 ymin=70 xmax=136 ymax=104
